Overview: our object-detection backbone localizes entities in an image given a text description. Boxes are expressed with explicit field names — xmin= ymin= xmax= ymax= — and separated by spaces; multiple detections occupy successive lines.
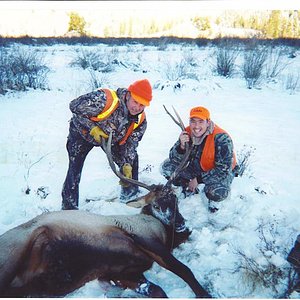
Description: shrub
xmin=17 ymin=150 xmax=51 ymax=195
xmin=0 ymin=49 xmax=9 ymax=94
xmin=0 ymin=46 xmax=49 ymax=94
xmin=70 ymin=49 xmax=103 ymax=70
xmin=284 ymin=72 xmax=300 ymax=95
xmin=70 ymin=48 xmax=115 ymax=73
xmin=234 ymin=217 xmax=298 ymax=297
xmin=160 ymin=56 xmax=199 ymax=82
xmin=215 ymin=47 xmax=239 ymax=77
xmin=214 ymin=40 xmax=240 ymax=77
xmin=236 ymin=145 xmax=256 ymax=177
xmin=242 ymin=46 xmax=268 ymax=89
xmin=265 ymin=47 xmax=291 ymax=79
xmin=87 ymin=69 xmax=109 ymax=90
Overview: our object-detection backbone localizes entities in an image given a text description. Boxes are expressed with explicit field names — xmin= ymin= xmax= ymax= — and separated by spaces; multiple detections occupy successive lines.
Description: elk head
xmin=102 ymin=106 xmax=192 ymax=230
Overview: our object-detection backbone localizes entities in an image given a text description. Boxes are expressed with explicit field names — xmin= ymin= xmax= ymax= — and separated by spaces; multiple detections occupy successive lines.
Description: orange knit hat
xmin=190 ymin=106 xmax=210 ymax=120
xmin=128 ymin=79 xmax=152 ymax=106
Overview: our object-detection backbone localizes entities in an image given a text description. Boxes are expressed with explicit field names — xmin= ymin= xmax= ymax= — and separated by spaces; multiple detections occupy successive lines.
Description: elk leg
xmin=113 ymin=275 xmax=168 ymax=298
xmin=131 ymin=235 xmax=212 ymax=298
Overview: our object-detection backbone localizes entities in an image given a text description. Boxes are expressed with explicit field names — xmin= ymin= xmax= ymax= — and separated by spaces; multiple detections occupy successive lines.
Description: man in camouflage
xmin=62 ymin=79 xmax=152 ymax=210
xmin=161 ymin=106 xmax=237 ymax=213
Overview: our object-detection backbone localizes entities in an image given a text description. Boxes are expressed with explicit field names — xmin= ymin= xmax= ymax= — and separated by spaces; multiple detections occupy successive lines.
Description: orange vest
xmin=186 ymin=124 xmax=236 ymax=171
xmin=90 ymin=89 xmax=145 ymax=145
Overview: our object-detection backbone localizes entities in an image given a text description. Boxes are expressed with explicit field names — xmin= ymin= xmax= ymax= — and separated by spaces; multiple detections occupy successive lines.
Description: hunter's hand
xmin=119 ymin=163 xmax=133 ymax=187
xmin=188 ymin=178 xmax=198 ymax=192
xmin=90 ymin=126 xmax=108 ymax=143
xmin=179 ymin=131 xmax=190 ymax=150
xmin=122 ymin=163 xmax=133 ymax=179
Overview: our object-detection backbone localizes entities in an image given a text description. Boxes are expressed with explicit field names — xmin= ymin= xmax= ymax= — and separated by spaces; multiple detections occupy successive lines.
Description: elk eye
xmin=153 ymin=204 xmax=160 ymax=210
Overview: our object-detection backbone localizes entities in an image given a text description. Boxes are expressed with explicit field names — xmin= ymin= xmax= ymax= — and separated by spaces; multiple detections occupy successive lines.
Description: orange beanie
xmin=128 ymin=79 xmax=152 ymax=106
xmin=190 ymin=106 xmax=210 ymax=120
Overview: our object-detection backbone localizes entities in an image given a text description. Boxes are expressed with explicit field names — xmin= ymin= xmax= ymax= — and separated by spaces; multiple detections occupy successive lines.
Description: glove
xmin=119 ymin=163 xmax=132 ymax=187
xmin=89 ymin=126 xmax=108 ymax=143
xmin=122 ymin=163 xmax=132 ymax=179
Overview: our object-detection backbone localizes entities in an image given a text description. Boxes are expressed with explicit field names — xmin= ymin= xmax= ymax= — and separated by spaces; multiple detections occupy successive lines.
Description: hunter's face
xmin=126 ymin=95 xmax=145 ymax=115
xmin=189 ymin=117 xmax=209 ymax=137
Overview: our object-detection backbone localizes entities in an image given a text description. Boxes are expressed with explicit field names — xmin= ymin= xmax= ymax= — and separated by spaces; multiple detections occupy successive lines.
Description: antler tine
xmin=172 ymin=106 xmax=186 ymax=132
xmin=163 ymin=105 xmax=185 ymax=131
xmin=103 ymin=131 xmax=153 ymax=192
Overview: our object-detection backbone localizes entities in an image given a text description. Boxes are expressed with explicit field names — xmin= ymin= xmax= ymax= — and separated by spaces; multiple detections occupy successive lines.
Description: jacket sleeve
xmin=202 ymin=133 xmax=234 ymax=182
xmin=169 ymin=140 xmax=187 ymax=164
xmin=69 ymin=89 xmax=107 ymax=118
xmin=114 ymin=119 xmax=147 ymax=167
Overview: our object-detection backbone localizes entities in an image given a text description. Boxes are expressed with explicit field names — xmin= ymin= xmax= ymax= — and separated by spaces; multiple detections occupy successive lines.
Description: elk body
xmin=0 ymin=187 xmax=210 ymax=298
xmin=0 ymin=117 xmax=211 ymax=298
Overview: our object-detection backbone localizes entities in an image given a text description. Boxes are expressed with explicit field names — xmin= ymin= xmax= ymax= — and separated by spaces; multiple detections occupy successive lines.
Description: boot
xmin=120 ymin=185 xmax=139 ymax=203
xmin=208 ymin=200 xmax=220 ymax=213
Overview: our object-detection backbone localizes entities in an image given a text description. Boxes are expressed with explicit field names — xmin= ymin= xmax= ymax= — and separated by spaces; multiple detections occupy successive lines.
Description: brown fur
xmin=0 ymin=209 xmax=210 ymax=298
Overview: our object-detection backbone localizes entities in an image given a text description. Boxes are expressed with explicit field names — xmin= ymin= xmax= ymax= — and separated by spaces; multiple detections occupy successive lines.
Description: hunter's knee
xmin=204 ymin=184 xmax=230 ymax=202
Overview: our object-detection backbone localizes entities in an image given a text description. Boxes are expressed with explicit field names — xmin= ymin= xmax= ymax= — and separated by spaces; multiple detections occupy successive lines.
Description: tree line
xmin=194 ymin=10 xmax=300 ymax=39
xmin=68 ymin=10 xmax=300 ymax=39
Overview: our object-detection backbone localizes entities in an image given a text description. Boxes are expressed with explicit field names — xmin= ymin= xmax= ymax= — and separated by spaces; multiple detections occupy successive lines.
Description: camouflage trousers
xmin=160 ymin=158 xmax=234 ymax=202
xmin=287 ymin=234 xmax=300 ymax=270
xmin=287 ymin=234 xmax=300 ymax=292
xmin=61 ymin=121 xmax=138 ymax=210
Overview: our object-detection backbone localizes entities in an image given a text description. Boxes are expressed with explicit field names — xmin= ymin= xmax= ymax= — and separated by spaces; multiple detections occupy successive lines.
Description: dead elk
xmin=0 ymin=133 xmax=211 ymax=298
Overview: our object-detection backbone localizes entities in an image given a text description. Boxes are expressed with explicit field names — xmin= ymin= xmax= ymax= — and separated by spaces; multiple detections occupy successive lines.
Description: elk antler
xmin=103 ymin=131 xmax=154 ymax=192
xmin=166 ymin=144 xmax=193 ymax=186
xmin=163 ymin=105 xmax=192 ymax=186
xmin=163 ymin=105 xmax=186 ymax=131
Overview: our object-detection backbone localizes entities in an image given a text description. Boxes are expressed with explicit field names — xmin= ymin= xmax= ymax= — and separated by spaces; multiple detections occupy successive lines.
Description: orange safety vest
xmin=90 ymin=89 xmax=146 ymax=145
xmin=186 ymin=124 xmax=236 ymax=172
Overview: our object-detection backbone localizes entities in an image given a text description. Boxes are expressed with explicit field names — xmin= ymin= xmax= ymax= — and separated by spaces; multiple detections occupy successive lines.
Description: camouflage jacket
xmin=168 ymin=128 xmax=234 ymax=184
xmin=69 ymin=88 xmax=147 ymax=167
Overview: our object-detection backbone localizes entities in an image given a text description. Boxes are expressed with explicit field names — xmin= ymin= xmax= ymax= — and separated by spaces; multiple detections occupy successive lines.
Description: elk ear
xmin=126 ymin=198 xmax=146 ymax=208
xmin=126 ymin=191 xmax=156 ymax=208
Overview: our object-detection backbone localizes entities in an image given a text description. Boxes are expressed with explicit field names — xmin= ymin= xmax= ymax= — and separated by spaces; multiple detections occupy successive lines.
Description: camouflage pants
xmin=288 ymin=234 xmax=300 ymax=270
xmin=160 ymin=158 xmax=234 ymax=202
xmin=61 ymin=122 xmax=138 ymax=210
xmin=287 ymin=234 xmax=300 ymax=292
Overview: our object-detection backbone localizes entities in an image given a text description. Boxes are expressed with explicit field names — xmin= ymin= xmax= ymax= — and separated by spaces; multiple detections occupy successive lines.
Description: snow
xmin=0 ymin=42 xmax=300 ymax=298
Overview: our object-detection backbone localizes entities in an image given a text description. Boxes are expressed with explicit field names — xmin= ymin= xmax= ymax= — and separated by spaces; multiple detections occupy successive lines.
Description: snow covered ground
xmin=0 ymin=42 xmax=300 ymax=298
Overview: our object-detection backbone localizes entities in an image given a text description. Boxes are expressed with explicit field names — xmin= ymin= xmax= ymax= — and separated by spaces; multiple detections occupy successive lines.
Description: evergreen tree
xmin=192 ymin=16 xmax=211 ymax=31
xmin=290 ymin=10 xmax=300 ymax=38
xmin=266 ymin=10 xmax=281 ymax=38
xmin=149 ymin=19 xmax=158 ymax=35
xmin=119 ymin=21 xmax=126 ymax=36
xmin=128 ymin=17 xmax=133 ymax=37
xmin=234 ymin=16 xmax=245 ymax=28
xmin=103 ymin=25 xmax=111 ymax=38
xmin=68 ymin=12 xmax=87 ymax=36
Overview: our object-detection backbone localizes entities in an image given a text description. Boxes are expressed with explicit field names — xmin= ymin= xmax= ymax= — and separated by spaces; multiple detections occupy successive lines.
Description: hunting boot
xmin=120 ymin=157 xmax=139 ymax=202
xmin=120 ymin=185 xmax=139 ymax=203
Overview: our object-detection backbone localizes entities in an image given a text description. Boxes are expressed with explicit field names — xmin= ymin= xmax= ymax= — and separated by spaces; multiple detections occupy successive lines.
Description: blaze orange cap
xmin=190 ymin=106 xmax=210 ymax=120
xmin=128 ymin=79 xmax=152 ymax=106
